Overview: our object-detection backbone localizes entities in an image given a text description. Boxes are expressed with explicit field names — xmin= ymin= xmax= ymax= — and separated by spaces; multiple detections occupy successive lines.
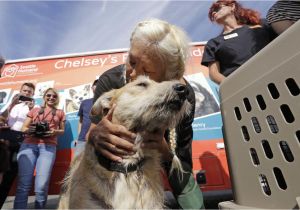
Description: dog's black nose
xmin=173 ymin=84 xmax=188 ymax=100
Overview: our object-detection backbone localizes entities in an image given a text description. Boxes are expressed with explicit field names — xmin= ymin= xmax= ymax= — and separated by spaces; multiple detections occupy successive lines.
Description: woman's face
xmin=44 ymin=90 xmax=58 ymax=107
xmin=127 ymin=41 xmax=165 ymax=82
xmin=212 ymin=4 xmax=234 ymax=23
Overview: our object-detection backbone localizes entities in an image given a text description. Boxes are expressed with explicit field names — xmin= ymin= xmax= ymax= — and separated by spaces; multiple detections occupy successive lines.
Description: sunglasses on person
xmin=211 ymin=3 xmax=231 ymax=13
xmin=46 ymin=94 xmax=57 ymax=99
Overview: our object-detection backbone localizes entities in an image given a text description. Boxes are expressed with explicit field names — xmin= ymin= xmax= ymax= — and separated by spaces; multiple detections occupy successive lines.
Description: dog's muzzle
xmin=168 ymin=84 xmax=188 ymax=110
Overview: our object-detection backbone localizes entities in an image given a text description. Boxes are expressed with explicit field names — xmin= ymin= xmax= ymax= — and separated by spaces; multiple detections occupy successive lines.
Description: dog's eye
xmin=136 ymin=82 xmax=148 ymax=88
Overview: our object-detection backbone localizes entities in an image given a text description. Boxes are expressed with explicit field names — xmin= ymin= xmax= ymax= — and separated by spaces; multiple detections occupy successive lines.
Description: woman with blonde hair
xmin=91 ymin=18 xmax=204 ymax=209
xmin=14 ymin=88 xmax=65 ymax=209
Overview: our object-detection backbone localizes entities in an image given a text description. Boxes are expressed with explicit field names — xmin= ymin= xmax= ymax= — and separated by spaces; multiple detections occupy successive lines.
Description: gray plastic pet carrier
xmin=218 ymin=20 xmax=300 ymax=209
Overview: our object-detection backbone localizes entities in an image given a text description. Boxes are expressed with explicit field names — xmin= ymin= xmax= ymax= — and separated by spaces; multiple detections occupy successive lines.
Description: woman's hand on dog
xmin=89 ymin=105 xmax=137 ymax=162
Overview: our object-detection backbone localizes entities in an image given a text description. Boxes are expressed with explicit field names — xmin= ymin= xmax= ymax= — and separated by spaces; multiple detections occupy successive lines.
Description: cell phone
xmin=19 ymin=95 xmax=33 ymax=102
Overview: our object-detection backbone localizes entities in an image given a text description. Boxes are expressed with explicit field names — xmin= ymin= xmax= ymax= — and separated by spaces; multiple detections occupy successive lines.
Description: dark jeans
xmin=0 ymin=146 xmax=19 ymax=208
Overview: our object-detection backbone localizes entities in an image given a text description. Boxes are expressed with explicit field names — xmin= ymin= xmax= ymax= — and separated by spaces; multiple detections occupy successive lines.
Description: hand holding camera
xmin=19 ymin=95 xmax=35 ymax=110
xmin=18 ymin=95 xmax=33 ymax=102
xmin=28 ymin=121 xmax=52 ymax=137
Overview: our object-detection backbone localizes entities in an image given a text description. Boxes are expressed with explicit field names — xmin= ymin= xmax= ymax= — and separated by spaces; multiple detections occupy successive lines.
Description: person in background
xmin=89 ymin=18 xmax=204 ymax=209
xmin=266 ymin=0 xmax=300 ymax=35
xmin=0 ymin=139 xmax=9 ymax=185
xmin=13 ymin=88 xmax=65 ymax=209
xmin=201 ymin=0 xmax=275 ymax=84
xmin=0 ymin=116 xmax=9 ymax=185
xmin=74 ymin=79 xmax=98 ymax=156
xmin=0 ymin=82 xmax=35 ymax=208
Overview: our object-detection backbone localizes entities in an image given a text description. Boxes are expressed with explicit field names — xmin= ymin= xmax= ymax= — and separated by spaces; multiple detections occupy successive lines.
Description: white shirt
xmin=7 ymin=103 xmax=31 ymax=131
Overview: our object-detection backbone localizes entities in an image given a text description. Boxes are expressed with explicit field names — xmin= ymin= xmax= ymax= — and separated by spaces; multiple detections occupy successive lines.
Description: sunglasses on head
xmin=46 ymin=94 xmax=57 ymax=99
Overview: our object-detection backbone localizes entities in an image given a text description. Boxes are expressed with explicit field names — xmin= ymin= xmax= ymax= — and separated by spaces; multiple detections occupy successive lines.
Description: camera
xmin=32 ymin=121 xmax=50 ymax=137
xmin=19 ymin=95 xmax=33 ymax=102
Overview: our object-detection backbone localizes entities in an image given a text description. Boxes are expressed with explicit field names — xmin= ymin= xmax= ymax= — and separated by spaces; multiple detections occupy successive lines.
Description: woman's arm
xmin=21 ymin=117 xmax=33 ymax=133
xmin=53 ymin=120 xmax=65 ymax=136
xmin=208 ymin=61 xmax=226 ymax=85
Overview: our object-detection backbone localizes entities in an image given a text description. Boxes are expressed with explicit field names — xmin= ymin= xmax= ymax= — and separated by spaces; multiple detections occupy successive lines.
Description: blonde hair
xmin=169 ymin=128 xmax=185 ymax=179
xmin=43 ymin=88 xmax=60 ymax=108
xmin=130 ymin=18 xmax=190 ymax=80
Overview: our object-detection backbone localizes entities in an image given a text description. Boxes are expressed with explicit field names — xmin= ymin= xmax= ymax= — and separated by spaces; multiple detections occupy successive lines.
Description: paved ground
xmin=2 ymin=194 xmax=226 ymax=209
xmin=2 ymin=195 xmax=60 ymax=209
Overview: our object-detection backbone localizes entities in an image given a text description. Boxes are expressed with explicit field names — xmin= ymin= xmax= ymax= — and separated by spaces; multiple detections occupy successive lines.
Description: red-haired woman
xmin=201 ymin=0 xmax=275 ymax=84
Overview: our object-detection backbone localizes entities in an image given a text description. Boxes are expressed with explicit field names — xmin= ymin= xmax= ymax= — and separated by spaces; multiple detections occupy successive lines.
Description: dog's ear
xmin=90 ymin=89 xmax=116 ymax=121
xmin=69 ymin=89 xmax=76 ymax=97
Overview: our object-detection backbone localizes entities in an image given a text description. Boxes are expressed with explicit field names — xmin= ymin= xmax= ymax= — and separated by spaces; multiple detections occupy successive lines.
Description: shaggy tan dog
xmin=58 ymin=76 xmax=191 ymax=209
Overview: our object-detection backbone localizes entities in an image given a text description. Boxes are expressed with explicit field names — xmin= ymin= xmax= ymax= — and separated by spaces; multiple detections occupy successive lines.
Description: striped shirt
xmin=267 ymin=0 xmax=300 ymax=24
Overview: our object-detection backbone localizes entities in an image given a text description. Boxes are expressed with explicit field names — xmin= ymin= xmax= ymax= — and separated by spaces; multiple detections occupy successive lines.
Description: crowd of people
xmin=0 ymin=82 xmax=36 ymax=208
xmin=0 ymin=0 xmax=299 ymax=209
xmin=0 ymin=85 xmax=66 ymax=209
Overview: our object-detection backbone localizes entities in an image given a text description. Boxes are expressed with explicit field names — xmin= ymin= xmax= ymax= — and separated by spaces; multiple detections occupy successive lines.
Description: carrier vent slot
xmin=273 ymin=167 xmax=287 ymax=190
xmin=262 ymin=140 xmax=273 ymax=159
xmin=296 ymin=130 xmax=300 ymax=143
xmin=234 ymin=107 xmax=242 ymax=121
xmin=256 ymin=95 xmax=266 ymax=110
xmin=266 ymin=115 xmax=279 ymax=134
xmin=243 ymin=98 xmax=252 ymax=112
xmin=285 ymin=78 xmax=299 ymax=96
xmin=259 ymin=174 xmax=271 ymax=196
xmin=268 ymin=83 xmax=280 ymax=99
xmin=279 ymin=141 xmax=294 ymax=162
xmin=251 ymin=117 xmax=261 ymax=133
xmin=280 ymin=104 xmax=295 ymax=123
xmin=241 ymin=126 xmax=250 ymax=141
xmin=250 ymin=148 xmax=260 ymax=165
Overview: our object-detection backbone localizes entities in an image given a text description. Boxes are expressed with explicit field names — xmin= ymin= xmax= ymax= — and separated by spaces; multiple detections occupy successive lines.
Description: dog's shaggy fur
xmin=58 ymin=76 xmax=191 ymax=209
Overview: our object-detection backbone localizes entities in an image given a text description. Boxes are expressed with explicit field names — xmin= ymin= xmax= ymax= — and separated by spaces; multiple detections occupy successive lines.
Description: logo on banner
xmin=1 ymin=64 xmax=39 ymax=78
xmin=1 ymin=64 xmax=19 ymax=78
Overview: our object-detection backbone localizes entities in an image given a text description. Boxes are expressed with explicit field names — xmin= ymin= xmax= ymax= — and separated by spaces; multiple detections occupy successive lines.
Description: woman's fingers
xmin=105 ymin=104 xmax=116 ymax=121
xmin=110 ymin=124 xmax=136 ymax=144
xmin=92 ymin=129 xmax=134 ymax=154
xmin=94 ymin=144 xmax=123 ymax=163
xmin=88 ymin=114 xmax=137 ymax=162
xmin=93 ymin=118 xmax=136 ymax=149
xmin=103 ymin=105 xmax=136 ymax=143
xmin=99 ymin=140 xmax=133 ymax=156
